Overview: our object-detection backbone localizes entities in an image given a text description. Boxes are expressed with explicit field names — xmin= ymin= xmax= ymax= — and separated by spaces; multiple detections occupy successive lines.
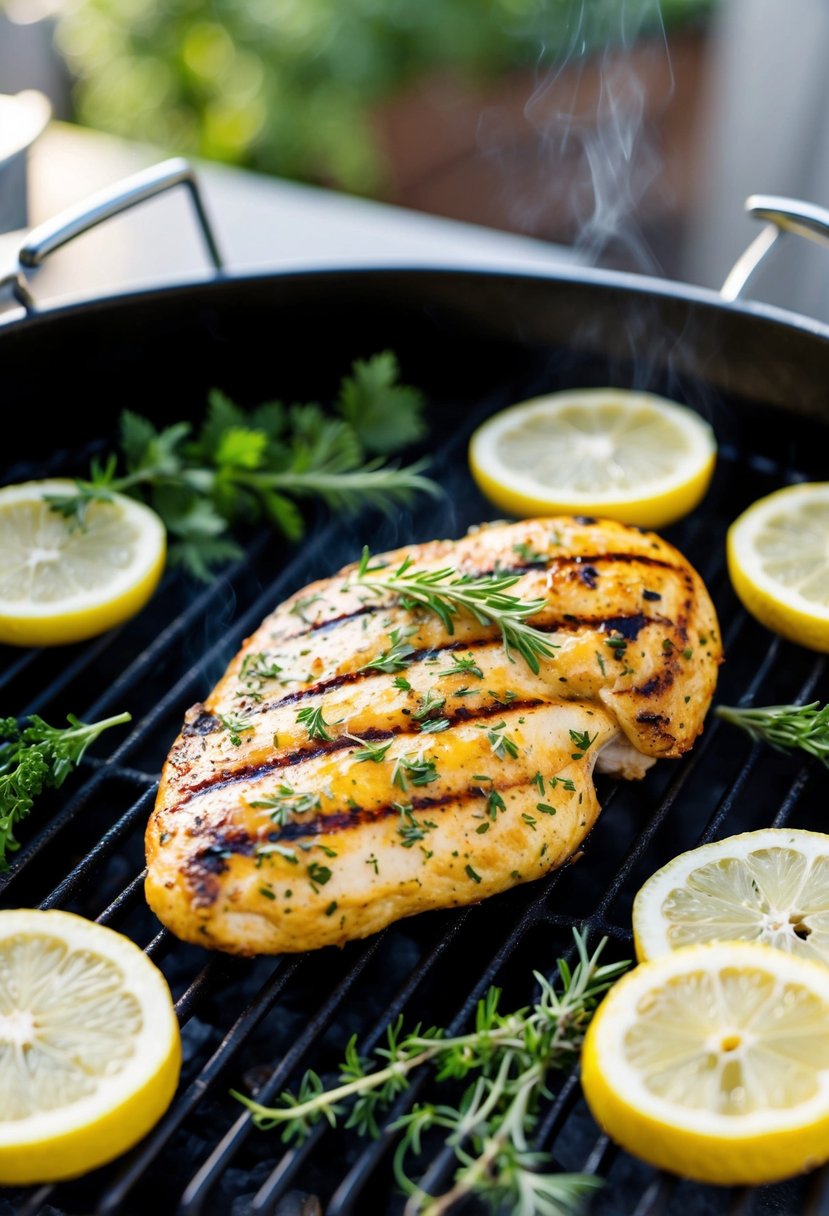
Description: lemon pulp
xmin=0 ymin=909 xmax=180 ymax=1185
xmin=633 ymin=829 xmax=829 ymax=965
xmin=0 ymin=479 xmax=165 ymax=646
xmin=728 ymin=483 xmax=829 ymax=651
xmin=582 ymin=942 xmax=829 ymax=1185
xmin=468 ymin=389 xmax=716 ymax=528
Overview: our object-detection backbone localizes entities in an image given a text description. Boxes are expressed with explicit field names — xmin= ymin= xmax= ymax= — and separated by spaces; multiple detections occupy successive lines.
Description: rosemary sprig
xmin=352 ymin=548 xmax=557 ymax=675
xmin=346 ymin=734 xmax=394 ymax=763
xmin=0 ymin=711 xmax=131 ymax=867
xmin=233 ymin=929 xmax=627 ymax=1216
xmin=715 ymin=700 xmax=829 ymax=764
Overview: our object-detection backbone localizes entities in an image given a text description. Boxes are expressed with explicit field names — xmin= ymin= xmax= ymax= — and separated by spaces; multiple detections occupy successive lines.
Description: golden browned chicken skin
xmin=146 ymin=517 xmax=721 ymax=955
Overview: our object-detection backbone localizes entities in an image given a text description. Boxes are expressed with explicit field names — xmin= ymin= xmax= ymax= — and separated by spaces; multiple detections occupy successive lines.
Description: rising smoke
xmin=507 ymin=0 xmax=676 ymax=273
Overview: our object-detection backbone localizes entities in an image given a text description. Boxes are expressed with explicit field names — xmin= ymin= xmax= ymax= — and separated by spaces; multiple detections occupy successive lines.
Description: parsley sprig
xmin=46 ymin=353 xmax=438 ymax=580
xmin=0 ymin=711 xmax=131 ymax=867
xmin=716 ymin=700 xmax=829 ymax=764
xmin=353 ymin=549 xmax=557 ymax=675
xmin=234 ymin=930 xmax=627 ymax=1216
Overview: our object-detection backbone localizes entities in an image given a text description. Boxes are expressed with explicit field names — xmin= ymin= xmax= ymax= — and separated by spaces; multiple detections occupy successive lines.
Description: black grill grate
xmin=3 ymin=322 xmax=829 ymax=1216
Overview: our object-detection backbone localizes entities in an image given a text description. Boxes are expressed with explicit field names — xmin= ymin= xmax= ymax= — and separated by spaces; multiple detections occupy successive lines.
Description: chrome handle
xmin=4 ymin=157 xmax=223 ymax=314
xmin=721 ymin=194 xmax=829 ymax=301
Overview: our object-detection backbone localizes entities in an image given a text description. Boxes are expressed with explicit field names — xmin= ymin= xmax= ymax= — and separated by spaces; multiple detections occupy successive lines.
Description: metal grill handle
xmin=3 ymin=157 xmax=223 ymax=314
xmin=721 ymin=194 xmax=829 ymax=301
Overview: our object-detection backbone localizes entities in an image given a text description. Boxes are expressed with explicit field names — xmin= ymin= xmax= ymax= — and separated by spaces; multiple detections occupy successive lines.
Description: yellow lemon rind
xmin=582 ymin=942 xmax=829 ymax=1187
xmin=632 ymin=827 xmax=829 ymax=964
xmin=0 ymin=480 xmax=166 ymax=648
xmin=468 ymin=390 xmax=716 ymax=530
xmin=0 ymin=909 xmax=181 ymax=1185
xmin=727 ymin=484 xmax=829 ymax=653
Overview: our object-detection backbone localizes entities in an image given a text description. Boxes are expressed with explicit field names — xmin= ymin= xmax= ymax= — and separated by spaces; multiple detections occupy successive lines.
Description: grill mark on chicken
xmin=147 ymin=516 xmax=722 ymax=955
xmin=279 ymin=553 xmax=682 ymax=642
xmin=255 ymin=781 xmax=519 ymax=842
xmin=184 ymin=773 xmax=557 ymax=899
xmin=170 ymin=697 xmax=547 ymax=809
xmin=255 ymin=612 xmax=661 ymax=710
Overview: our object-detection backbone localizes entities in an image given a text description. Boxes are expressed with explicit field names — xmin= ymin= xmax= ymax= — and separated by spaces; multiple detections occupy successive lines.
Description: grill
xmin=2 ymin=247 xmax=829 ymax=1216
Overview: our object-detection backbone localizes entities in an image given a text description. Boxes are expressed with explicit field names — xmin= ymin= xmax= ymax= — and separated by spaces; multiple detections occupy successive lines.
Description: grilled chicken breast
xmin=146 ymin=517 xmax=721 ymax=955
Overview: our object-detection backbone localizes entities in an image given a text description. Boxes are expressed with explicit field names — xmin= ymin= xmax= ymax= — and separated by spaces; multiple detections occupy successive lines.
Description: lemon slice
xmin=582 ymin=942 xmax=829 ymax=1185
xmin=633 ymin=829 xmax=829 ymax=965
xmin=468 ymin=389 xmax=716 ymax=528
xmin=0 ymin=479 xmax=166 ymax=647
xmin=0 ymin=908 xmax=180 ymax=1185
xmin=728 ymin=483 xmax=829 ymax=652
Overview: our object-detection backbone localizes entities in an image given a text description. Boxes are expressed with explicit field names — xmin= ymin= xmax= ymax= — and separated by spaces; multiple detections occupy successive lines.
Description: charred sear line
xmin=184 ymin=828 xmax=255 ymax=905
xmin=183 ymin=706 xmax=222 ymax=737
xmin=171 ymin=699 xmax=545 ymax=810
xmin=552 ymin=552 xmax=679 ymax=572
xmin=262 ymin=613 xmax=663 ymax=708
xmin=250 ymin=774 xmax=553 ymax=843
xmin=634 ymin=671 xmax=676 ymax=698
xmin=274 ymin=551 xmax=680 ymax=642
xmin=634 ymin=709 xmax=676 ymax=744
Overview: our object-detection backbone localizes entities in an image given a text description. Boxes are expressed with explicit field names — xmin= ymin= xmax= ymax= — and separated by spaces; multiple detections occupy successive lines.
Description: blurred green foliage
xmin=53 ymin=0 xmax=713 ymax=193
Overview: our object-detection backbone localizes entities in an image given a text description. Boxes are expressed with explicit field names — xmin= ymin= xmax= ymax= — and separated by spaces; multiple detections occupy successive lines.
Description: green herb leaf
xmin=233 ymin=931 xmax=627 ymax=1215
xmin=0 ymin=712 xmax=131 ymax=868
xmin=296 ymin=704 xmax=338 ymax=742
xmin=716 ymin=700 xmax=829 ymax=765
xmin=353 ymin=548 xmax=557 ymax=674
xmin=47 ymin=355 xmax=438 ymax=581
xmin=337 ymin=351 xmax=426 ymax=455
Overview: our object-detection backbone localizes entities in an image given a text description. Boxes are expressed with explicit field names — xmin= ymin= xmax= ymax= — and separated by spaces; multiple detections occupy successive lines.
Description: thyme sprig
xmin=715 ymin=700 xmax=829 ymax=764
xmin=234 ymin=930 xmax=627 ymax=1216
xmin=0 ymin=711 xmax=131 ymax=867
xmin=352 ymin=549 xmax=557 ymax=675
xmin=362 ymin=627 xmax=419 ymax=674
xmin=249 ymin=783 xmax=322 ymax=825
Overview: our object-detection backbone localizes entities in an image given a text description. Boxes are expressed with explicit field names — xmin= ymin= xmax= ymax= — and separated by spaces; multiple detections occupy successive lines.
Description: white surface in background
xmin=1 ymin=123 xmax=580 ymax=309
xmin=0 ymin=90 xmax=50 ymax=163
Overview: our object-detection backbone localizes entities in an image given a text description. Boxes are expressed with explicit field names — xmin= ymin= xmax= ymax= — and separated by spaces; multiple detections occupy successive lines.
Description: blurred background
xmin=2 ymin=0 xmax=829 ymax=318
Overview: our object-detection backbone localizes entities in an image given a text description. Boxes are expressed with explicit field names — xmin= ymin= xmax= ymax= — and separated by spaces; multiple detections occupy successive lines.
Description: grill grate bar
xmin=0 ymin=767 xmax=108 ymax=896
xmin=806 ymin=1165 xmax=829 ymax=1215
xmin=249 ymin=914 xmax=472 ymax=1213
xmin=0 ymin=647 xmax=38 ymax=693
xmin=173 ymin=958 xmax=225 ymax=1021
xmin=18 ymin=630 xmax=120 ymax=720
xmin=179 ymin=931 xmax=388 ymax=1215
xmin=39 ymin=787 xmax=157 ymax=912
xmin=97 ymin=956 xmax=301 ymax=1215
xmin=15 ymin=1184 xmax=53 ymax=1216
xmin=772 ymin=759 xmax=817 ymax=828
xmin=631 ymin=1175 xmax=678 ymax=1216
xmin=82 ymin=754 xmax=159 ymax=784
xmin=582 ymin=1132 xmax=616 ymax=1178
xmin=96 ymin=869 xmax=147 ymax=925
xmin=699 ymin=655 xmax=826 ymax=846
xmin=144 ymin=927 xmax=171 ymax=958
xmin=82 ymin=536 xmax=271 ymax=722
